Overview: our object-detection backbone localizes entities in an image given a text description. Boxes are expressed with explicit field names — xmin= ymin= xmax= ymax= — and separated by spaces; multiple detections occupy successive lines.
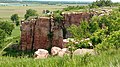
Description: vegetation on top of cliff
xmin=24 ymin=9 xmax=38 ymax=20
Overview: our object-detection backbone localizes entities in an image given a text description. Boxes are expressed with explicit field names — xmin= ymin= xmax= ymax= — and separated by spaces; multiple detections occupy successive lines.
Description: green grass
xmin=0 ymin=26 xmax=20 ymax=52
xmin=0 ymin=49 xmax=120 ymax=67
xmin=11 ymin=26 xmax=20 ymax=37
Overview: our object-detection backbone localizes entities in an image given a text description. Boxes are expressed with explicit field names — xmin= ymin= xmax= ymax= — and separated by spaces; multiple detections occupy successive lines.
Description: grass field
xmin=0 ymin=4 xmax=86 ymax=20
xmin=0 ymin=4 xmax=68 ymax=20
xmin=0 ymin=49 xmax=120 ymax=67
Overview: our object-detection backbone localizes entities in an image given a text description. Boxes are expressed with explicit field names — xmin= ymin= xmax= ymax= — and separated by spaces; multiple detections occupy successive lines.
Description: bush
xmin=90 ymin=28 xmax=108 ymax=46
xmin=96 ymin=30 xmax=120 ymax=51
xmin=0 ymin=21 xmax=14 ymax=35
xmin=11 ymin=14 xmax=19 ymax=23
xmin=68 ymin=21 xmax=90 ymax=40
xmin=90 ymin=0 xmax=112 ymax=8
xmin=16 ymin=21 xmax=19 ymax=26
xmin=24 ymin=9 xmax=38 ymax=20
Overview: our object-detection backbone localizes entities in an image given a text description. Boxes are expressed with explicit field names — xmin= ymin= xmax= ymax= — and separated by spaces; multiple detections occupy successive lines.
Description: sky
xmin=26 ymin=0 xmax=120 ymax=2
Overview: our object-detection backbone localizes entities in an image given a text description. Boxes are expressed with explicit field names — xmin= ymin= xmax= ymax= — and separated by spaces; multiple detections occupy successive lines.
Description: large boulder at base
xmin=73 ymin=49 xmax=96 ymax=55
xmin=34 ymin=49 xmax=49 ymax=59
xmin=58 ymin=48 xmax=70 ymax=57
xmin=51 ymin=47 xmax=61 ymax=56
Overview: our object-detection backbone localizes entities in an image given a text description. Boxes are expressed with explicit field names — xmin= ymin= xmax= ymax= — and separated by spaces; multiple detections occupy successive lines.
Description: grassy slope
xmin=0 ymin=49 xmax=120 ymax=67
xmin=11 ymin=26 xmax=20 ymax=37
xmin=0 ymin=26 xmax=20 ymax=52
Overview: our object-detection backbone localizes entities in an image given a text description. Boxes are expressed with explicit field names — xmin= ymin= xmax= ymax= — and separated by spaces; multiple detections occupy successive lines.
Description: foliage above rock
xmin=24 ymin=9 xmax=38 ymax=20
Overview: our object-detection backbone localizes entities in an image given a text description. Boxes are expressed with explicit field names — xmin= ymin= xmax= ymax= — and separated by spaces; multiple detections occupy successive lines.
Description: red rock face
xmin=62 ymin=12 xmax=91 ymax=38
xmin=52 ymin=27 xmax=63 ymax=48
xmin=20 ymin=20 xmax=36 ymax=50
xmin=20 ymin=17 xmax=63 ymax=50
xmin=33 ymin=18 xmax=50 ymax=50
xmin=63 ymin=12 xmax=90 ymax=26
xmin=20 ymin=12 xmax=91 ymax=50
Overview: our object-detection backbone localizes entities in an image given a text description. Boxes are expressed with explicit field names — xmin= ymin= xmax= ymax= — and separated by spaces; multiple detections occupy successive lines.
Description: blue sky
xmin=27 ymin=0 xmax=120 ymax=2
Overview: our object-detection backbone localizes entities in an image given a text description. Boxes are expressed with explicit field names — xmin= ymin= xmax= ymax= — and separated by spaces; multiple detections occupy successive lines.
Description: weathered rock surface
xmin=73 ymin=49 xmax=96 ymax=55
xmin=58 ymin=48 xmax=70 ymax=57
xmin=20 ymin=12 xmax=91 ymax=50
xmin=51 ymin=46 xmax=61 ymax=56
xmin=20 ymin=20 xmax=36 ymax=50
xmin=51 ymin=47 xmax=70 ymax=57
xmin=34 ymin=49 xmax=49 ymax=59
xmin=20 ymin=17 xmax=63 ymax=50
xmin=62 ymin=12 xmax=91 ymax=38
xmin=33 ymin=17 xmax=50 ymax=50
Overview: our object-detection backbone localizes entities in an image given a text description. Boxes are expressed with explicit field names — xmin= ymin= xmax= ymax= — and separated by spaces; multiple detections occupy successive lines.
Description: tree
xmin=0 ymin=21 xmax=14 ymax=46
xmin=96 ymin=30 xmax=120 ymax=51
xmin=11 ymin=14 xmax=19 ymax=26
xmin=90 ymin=0 xmax=112 ymax=8
xmin=0 ymin=21 xmax=14 ymax=35
xmin=11 ymin=14 xmax=19 ymax=22
xmin=24 ymin=9 xmax=38 ymax=20
xmin=16 ymin=20 xmax=20 ymax=26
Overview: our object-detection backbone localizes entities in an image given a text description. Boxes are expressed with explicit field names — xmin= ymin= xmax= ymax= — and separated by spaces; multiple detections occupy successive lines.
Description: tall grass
xmin=0 ymin=49 xmax=120 ymax=67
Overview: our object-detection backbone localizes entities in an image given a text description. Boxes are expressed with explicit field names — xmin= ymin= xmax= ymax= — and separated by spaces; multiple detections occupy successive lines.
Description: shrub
xmin=96 ymin=30 xmax=120 ymax=51
xmin=24 ymin=9 xmax=38 ymax=20
xmin=0 ymin=21 xmax=14 ymax=35
xmin=11 ymin=14 xmax=19 ymax=24
xmin=90 ymin=28 xmax=108 ymax=46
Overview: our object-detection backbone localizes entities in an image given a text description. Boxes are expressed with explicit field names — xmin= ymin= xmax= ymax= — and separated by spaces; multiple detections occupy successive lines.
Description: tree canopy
xmin=0 ymin=21 xmax=14 ymax=44
xmin=24 ymin=9 xmax=38 ymax=20
xmin=11 ymin=14 xmax=19 ymax=26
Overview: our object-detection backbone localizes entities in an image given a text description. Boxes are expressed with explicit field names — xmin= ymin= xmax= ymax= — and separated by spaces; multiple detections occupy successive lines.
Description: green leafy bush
xmin=0 ymin=21 xmax=14 ymax=35
xmin=96 ymin=30 xmax=120 ymax=51
xmin=68 ymin=21 xmax=90 ymax=40
xmin=24 ymin=9 xmax=38 ymax=20
xmin=10 ymin=14 xmax=19 ymax=26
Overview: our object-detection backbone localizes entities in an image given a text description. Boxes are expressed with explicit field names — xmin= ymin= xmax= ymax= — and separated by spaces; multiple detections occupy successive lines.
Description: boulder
xmin=34 ymin=49 xmax=49 ymax=59
xmin=58 ymin=48 xmax=70 ymax=57
xmin=73 ymin=49 xmax=96 ymax=55
xmin=51 ymin=47 xmax=61 ymax=56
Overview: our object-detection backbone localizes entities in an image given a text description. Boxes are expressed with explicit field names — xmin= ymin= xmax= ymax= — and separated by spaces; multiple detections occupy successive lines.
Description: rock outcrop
xmin=20 ymin=17 xmax=63 ymax=50
xmin=20 ymin=12 xmax=91 ymax=50
xmin=62 ymin=12 xmax=91 ymax=38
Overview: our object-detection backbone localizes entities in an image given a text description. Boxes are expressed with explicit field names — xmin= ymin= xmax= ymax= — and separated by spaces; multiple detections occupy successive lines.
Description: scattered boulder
xmin=51 ymin=47 xmax=70 ymax=57
xmin=34 ymin=49 xmax=49 ymax=59
xmin=58 ymin=48 xmax=70 ymax=57
xmin=51 ymin=47 xmax=61 ymax=56
xmin=73 ymin=48 xmax=96 ymax=55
